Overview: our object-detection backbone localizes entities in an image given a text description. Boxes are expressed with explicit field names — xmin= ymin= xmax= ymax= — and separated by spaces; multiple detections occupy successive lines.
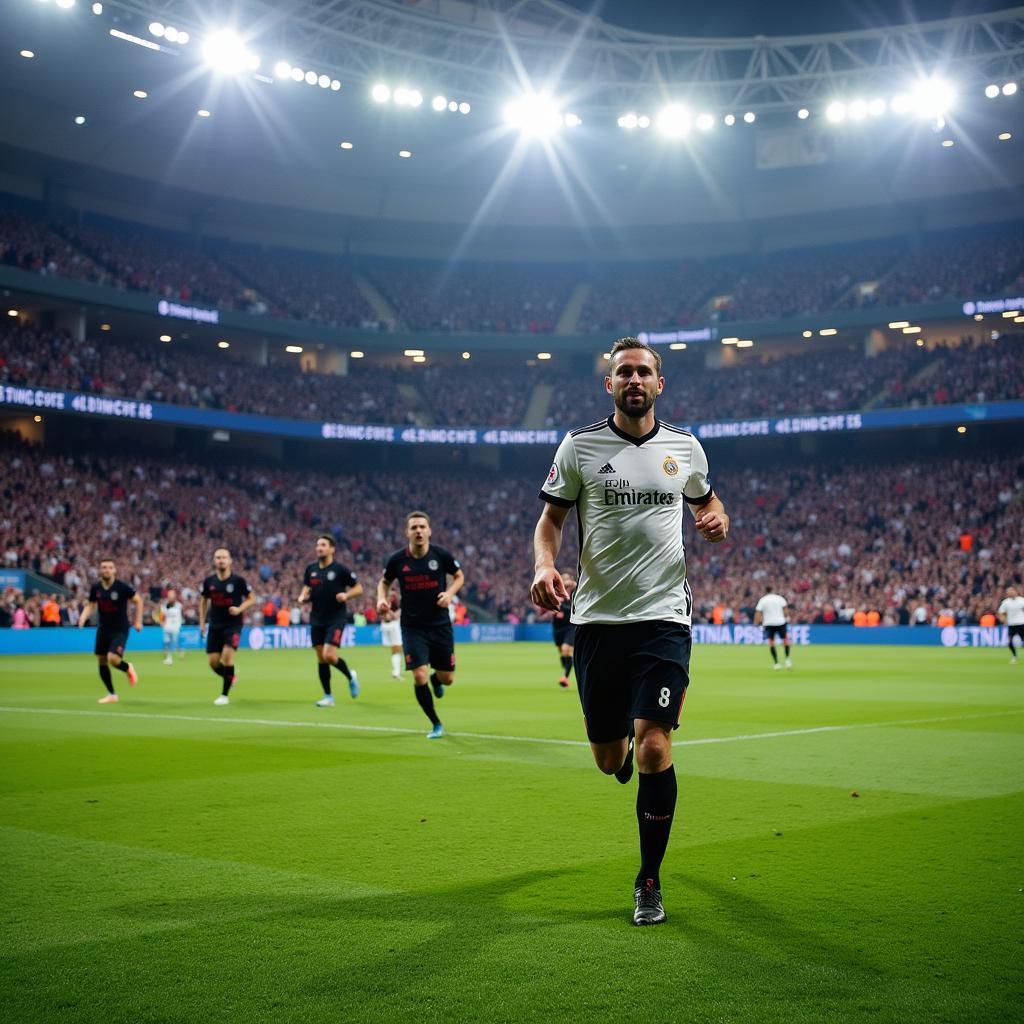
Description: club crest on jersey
xmin=547 ymin=463 xmax=559 ymax=485
xmin=226 ymin=583 xmax=234 ymax=593
xmin=327 ymin=571 xmax=336 ymax=580
xmin=110 ymin=591 xmax=119 ymax=600
xmin=428 ymin=559 xmax=439 ymax=571
xmin=662 ymin=456 xmax=680 ymax=477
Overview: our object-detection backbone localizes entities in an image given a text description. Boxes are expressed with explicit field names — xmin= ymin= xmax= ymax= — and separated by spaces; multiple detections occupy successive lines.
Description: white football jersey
xmin=161 ymin=603 xmax=183 ymax=631
xmin=540 ymin=416 xmax=713 ymax=626
xmin=998 ymin=596 xmax=1024 ymax=626
xmin=755 ymin=593 xmax=788 ymax=626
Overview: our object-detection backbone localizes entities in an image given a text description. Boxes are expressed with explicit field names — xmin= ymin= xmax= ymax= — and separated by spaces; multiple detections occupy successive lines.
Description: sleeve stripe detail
xmin=569 ymin=420 xmax=609 ymax=437
xmin=539 ymin=490 xmax=575 ymax=508
xmin=684 ymin=488 xmax=714 ymax=506
xmin=661 ymin=423 xmax=693 ymax=436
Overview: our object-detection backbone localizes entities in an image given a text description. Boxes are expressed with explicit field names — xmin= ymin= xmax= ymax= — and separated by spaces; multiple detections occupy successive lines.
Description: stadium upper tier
xmin=1 ymin=431 xmax=1018 ymax=628
xmin=2 ymin=203 xmax=1023 ymax=334
xmin=2 ymin=322 xmax=1021 ymax=430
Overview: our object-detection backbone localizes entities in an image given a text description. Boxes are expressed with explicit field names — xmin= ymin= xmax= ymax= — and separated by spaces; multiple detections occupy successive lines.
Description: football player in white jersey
xmin=997 ymin=585 xmax=1024 ymax=664
xmin=159 ymin=589 xmax=184 ymax=665
xmin=531 ymin=336 xmax=729 ymax=926
xmin=754 ymin=586 xmax=792 ymax=670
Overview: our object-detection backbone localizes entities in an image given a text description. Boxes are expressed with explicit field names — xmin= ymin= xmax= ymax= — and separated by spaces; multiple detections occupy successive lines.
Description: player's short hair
xmin=213 ymin=547 xmax=231 ymax=557
xmin=609 ymin=336 xmax=662 ymax=375
xmin=316 ymin=534 xmax=336 ymax=548
xmin=406 ymin=510 xmax=430 ymax=526
xmin=99 ymin=557 xmax=115 ymax=565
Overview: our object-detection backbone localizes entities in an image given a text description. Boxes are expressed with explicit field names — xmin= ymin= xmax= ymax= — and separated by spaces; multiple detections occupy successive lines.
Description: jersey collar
xmin=607 ymin=414 xmax=660 ymax=447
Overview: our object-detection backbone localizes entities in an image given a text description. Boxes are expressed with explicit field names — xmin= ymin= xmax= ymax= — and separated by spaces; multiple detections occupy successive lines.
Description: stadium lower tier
xmin=1 ymin=430 xmax=1020 ymax=629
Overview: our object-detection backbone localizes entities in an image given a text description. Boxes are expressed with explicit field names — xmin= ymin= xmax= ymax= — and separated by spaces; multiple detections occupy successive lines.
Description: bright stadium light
xmin=657 ymin=104 xmax=690 ymax=138
xmin=372 ymin=83 xmax=390 ymax=103
xmin=448 ymin=100 xmax=459 ymax=112
xmin=285 ymin=345 xmax=303 ymax=354
xmin=564 ymin=112 xmax=582 ymax=128
xmin=458 ymin=102 xmax=470 ymax=114
xmin=197 ymin=108 xmax=211 ymax=118
xmin=849 ymin=99 xmax=868 ymax=121
xmin=802 ymin=330 xmax=812 ymax=338
xmin=868 ymin=97 xmax=887 ymax=116
xmin=819 ymin=328 xmax=838 ymax=336
xmin=826 ymin=101 xmax=847 ymax=123
xmin=941 ymin=138 xmax=955 ymax=147
xmin=92 ymin=2 xmax=102 ymax=12
xmin=350 ymin=350 xmax=364 ymax=358
xmin=617 ymin=112 xmax=639 ymax=130
xmin=393 ymin=87 xmax=409 ymax=105
xmin=890 ymin=93 xmax=911 ymax=114
xmin=331 ymin=80 xmax=341 ymax=91
xmin=696 ymin=112 xmax=714 ymax=131
xmin=56 ymin=0 xmax=75 ymax=8
xmin=797 ymin=108 xmax=810 ymax=119
xmin=637 ymin=115 xmax=650 ymax=128
xmin=202 ymin=30 xmax=259 ymax=75
xmin=398 ymin=149 xmax=411 ymax=158
xmin=432 ymin=95 xmax=447 ymax=111
xmin=462 ymin=352 xmax=471 ymax=360
xmin=909 ymin=78 xmax=954 ymax=119
xmin=318 ymin=74 xmax=331 ymax=89
xmin=998 ymin=131 xmax=1012 ymax=140
xmin=304 ymin=71 xmax=317 ymax=85
xmin=149 ymin=22 xmax=165 ymax=37
xmin=669 ymin=343 xmax=687 ymax=350
xmin=1004 ymin=82 xmax=1019 ymax=96
xmin=985 ymin=83 xmax=1000 ymax=98
xmin=743 ymin=111 xmax=756 ymax=123
xmin=217 ymin=340 xmax=230 ymax=349
xmin=290 ymin=67 xmax=304 ymax=82
xmin=339 ymin=140 xmax=353 ymax=149
xmin=723 ymin=113 xmax=736 ymax=126
xmin=74 ymin=114 xmax=85 ymax=124
xmin=504 ymin=93 xmax=563 ymax=137
xmin=274 ymin=61 xmax=291 ymax=79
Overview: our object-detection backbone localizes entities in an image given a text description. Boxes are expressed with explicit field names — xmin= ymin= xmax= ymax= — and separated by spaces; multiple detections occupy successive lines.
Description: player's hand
xmin=436 ymin=592 xmax=452 ymax=609
xmin=377 ymin=599 xmax=391 ymax=616
xmin=695 ymin=510 xmax=729 ymax=543
xmin=228 ymin=606 xmax=241 ymax=616
xmin=531 ymin=567 xmax=567 ymax=611
xmin=134 ymin=623 xmax=143 ymax=633
xmin=336 ymin=593 xmax=348 ymax=604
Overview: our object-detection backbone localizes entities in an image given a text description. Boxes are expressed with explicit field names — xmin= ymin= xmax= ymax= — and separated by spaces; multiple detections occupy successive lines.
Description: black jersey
xmin=200 ymin=573 xmax=251 ymax=627
xmin=88 ymin=579 xmax=136 ymax=631
xmin=553 ymin=600 xmax=573 ymax=636
xmin=303 ymin=561 xmax=358 ymax=623
xmin=383 ymin=545 xmax=461 ymax=629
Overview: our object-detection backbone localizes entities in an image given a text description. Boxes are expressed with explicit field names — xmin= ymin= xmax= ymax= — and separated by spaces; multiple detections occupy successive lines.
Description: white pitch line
xmin=0 ymin=705 xmax=1020 ymax=749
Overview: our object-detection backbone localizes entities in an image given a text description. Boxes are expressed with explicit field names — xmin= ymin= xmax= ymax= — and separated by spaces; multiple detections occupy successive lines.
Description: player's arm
xmin=754 ymin=610 xmax=763 ymax=625
xmin=198 ymin=596 xmax=208 ymax=631
xmin=298 ymin=585 xmax=311 ymax=604
xmin=339 ymin=581 xmax=363 ymax=604
xmin=231 ymin=593 xmax=256 ymax=616
xmin=131 ymin=593 xmax=143 ymax=631
xmin=531 ymin=502 xmax=571 ymax=610
xmin=376 ymin=575 xmax=394 ymax=616
xmin=692 ymin=493 xmax=729 ymax=543
xmin=437 ymin=569 xmax=464 ymax=609
xmin=78 ymin=601 xmax=96 ymax=628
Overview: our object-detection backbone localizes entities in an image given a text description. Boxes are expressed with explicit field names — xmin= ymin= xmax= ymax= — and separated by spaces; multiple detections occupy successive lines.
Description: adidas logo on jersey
xmin=598 ymin=462 xmax=616 ymax=474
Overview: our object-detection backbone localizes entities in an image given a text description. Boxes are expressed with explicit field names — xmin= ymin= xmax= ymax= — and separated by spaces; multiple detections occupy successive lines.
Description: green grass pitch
xmin=0 ymin=642 xmax=1021 ymax=1023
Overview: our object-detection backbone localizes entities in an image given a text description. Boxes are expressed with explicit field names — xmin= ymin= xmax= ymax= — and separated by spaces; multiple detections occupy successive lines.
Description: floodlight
xmin=868 ymin=98 xmax=887 ymax=116
xmin=617 ymin=112 xmax=639 ymax=130
xmin=394 ymin=87 xmax=409 ymax=105
xmin=74 ymin=115 xmax=85 ymax=124
xmin=537 ymin=352 xmax=552 ymax=360
xmin=503 ymin=94 xmax=562 ymax=137
xmin=290 ymin=67 xmax=304 ymax=82
xmin=217 ymin=340 xmax=230 ymax=349
xmin=372 ymin=83 xmax=390 ymax=103
xmin=564 ymin=112 xmax=581 ymax=127
xmin=177 ymin=31 xmax=190 ymax=45
xmin=160 ymin=334 xmax=171 ymax=342
xmin=743 ymin=111 xmax=755 ymax=123
xmin=462 ymin=352 xmax=471 ymax=359
xmin=20 ymin=50 xmax=35 ymax=59
xmin=849 ymin=99 xmax=867 ymax=120
xmin=318 ymin=74 xmax=330 ymax=88
xmin=133 ymin=90 xmax=148 ymax=99
xmin=459 ymin=102 xmax=470 ymax=114
xmin=432 ymin=95 xmax=447 ymax=111
xmin=304 ymin=70 xmax=317 ymax=85
xmin=202 ymin=30 xmax=259 ymax=75
xmin=723 ymin=113 xmax=735 ymax=126
xmin=908 ymin=78 xmax=954 ymax=119
xmin=339 ymin=141 xmax=353 ymax=149
xmin=797 ymin=108 xmax=809 ymax=119
xmin=985 ymin=84 xmax=1000 ymax=98
xmin=285 ymin=345 xmax=303 ymax=354
xmin=1004 ymin=82 xmax=1018 ymax=96
xmin=164 ymin=26 xmax=180 ymax=43
xmin=197 ymin=108 xmax=211 ymax=117
xmin=637 ymin=115 xmax=650 ymax=128
xmin=696 ymin=112 xmax=714 ymax=131
xmin=56 ymin=0 xmax=75 ymax=8
xmin=330 ymin=80 xmax=340 ymax=91
xmin=92 ymin=2 xmax=102 ymax=12
xmin=890 ymin=93 xmax=911 ymax=114
xmin=826 ymin=102 xmax=846 ymax=123
xmin=941 ymin=139 xmax=954 ymax=147
xmin=350 ymin=351 xmax=364 ymax=358
xmin=398 ymin=150 xmax=412 ymax=158
xmin=657 ymin=104 xmax=690 ymax=138
xmin=819 ymin=328 xmax=838 ymax=336
xmin=998 ymin=131 xmax=1012 ymax=140
xmin=448 ymin=100 xmax=458 ymax=111
xmin=149 ymin=22 xmax=165 ymax=37
xmin=274 ymin=61 xmax=291 ymax=79
xmin=408 ymin=90 xmax=423 ymax=107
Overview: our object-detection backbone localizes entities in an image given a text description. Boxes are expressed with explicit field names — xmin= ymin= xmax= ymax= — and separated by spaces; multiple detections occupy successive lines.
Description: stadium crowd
xmin=3 ymin=320 xmax=1022 ymax=431
xmin=4 ymin=202 xmax=1023 ymax=333
xmin=2 ymin=430 xmax=1020 ymax=630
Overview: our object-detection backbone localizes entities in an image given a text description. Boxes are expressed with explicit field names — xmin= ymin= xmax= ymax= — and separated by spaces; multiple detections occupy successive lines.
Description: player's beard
xmin=614 ymin=387 xmax=655 ymax=419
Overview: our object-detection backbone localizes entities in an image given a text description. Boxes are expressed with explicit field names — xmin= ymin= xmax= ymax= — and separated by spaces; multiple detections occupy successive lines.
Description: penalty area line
xmin=0 ymin=705 xmax=1020 ymax=749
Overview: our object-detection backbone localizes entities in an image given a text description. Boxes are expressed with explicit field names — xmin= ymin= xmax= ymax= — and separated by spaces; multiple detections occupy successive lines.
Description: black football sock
xmin=1010 ymin=639 xmax=1017 ymax=656
xmin=112 ymin=660 xmax=131 ymax=673
xmin=560 ymin=655 xmax=573 ymax=677
xmin=784 ymin=644 xmax=791 ymax=657
xmin=318 ymin=663 xmax=332 ymax=695
xmin=331 ymin=658 xmax=352 ymax=681
xmin=414 ymin=684 xmax=440 ymax=726
xmin=218 ymin=664 xmax=234 ymax=696
xmin=99 ymin=664 xmax=114 ymax=694
xmin=636 ymin=765 xmax=677 ymax=889
xmin=769 ymin=645 xmax=778 ymax=663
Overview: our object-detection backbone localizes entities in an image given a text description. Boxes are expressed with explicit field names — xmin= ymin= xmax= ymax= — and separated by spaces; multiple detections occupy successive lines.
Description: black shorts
xmin=403 ymin=623 xmax=456 ymax=673
xmin=311 ymin=618 xmax=348 ymax=648
xmin=94 ymin=628 xmax=128 ymax=657
xmin=764 ymin=624 xmax=788 ymax=641
xmin=1010 ymin=624 xmax=1024 ymax=642
xmin=573 ymin=621 xmax=691 ymax=743
xmin=206 ymin=623 xmax=242 ymax=654
xmin=553 ymin=625 xmax=576 ymax=648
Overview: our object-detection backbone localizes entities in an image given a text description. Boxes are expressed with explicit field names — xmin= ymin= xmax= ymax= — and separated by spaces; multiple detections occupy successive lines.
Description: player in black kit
xmin=78 ymin=557 xmax=142 ymax=703
xmin=377 ymin=511 xmax=465 ymax=739
xmin=198 ymin=547 xmax=255 ymax=706
xmin=299 ymin=534 xmax=363 ymax=707
xmin=552 ymin=571 xmax=577 ymax=688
